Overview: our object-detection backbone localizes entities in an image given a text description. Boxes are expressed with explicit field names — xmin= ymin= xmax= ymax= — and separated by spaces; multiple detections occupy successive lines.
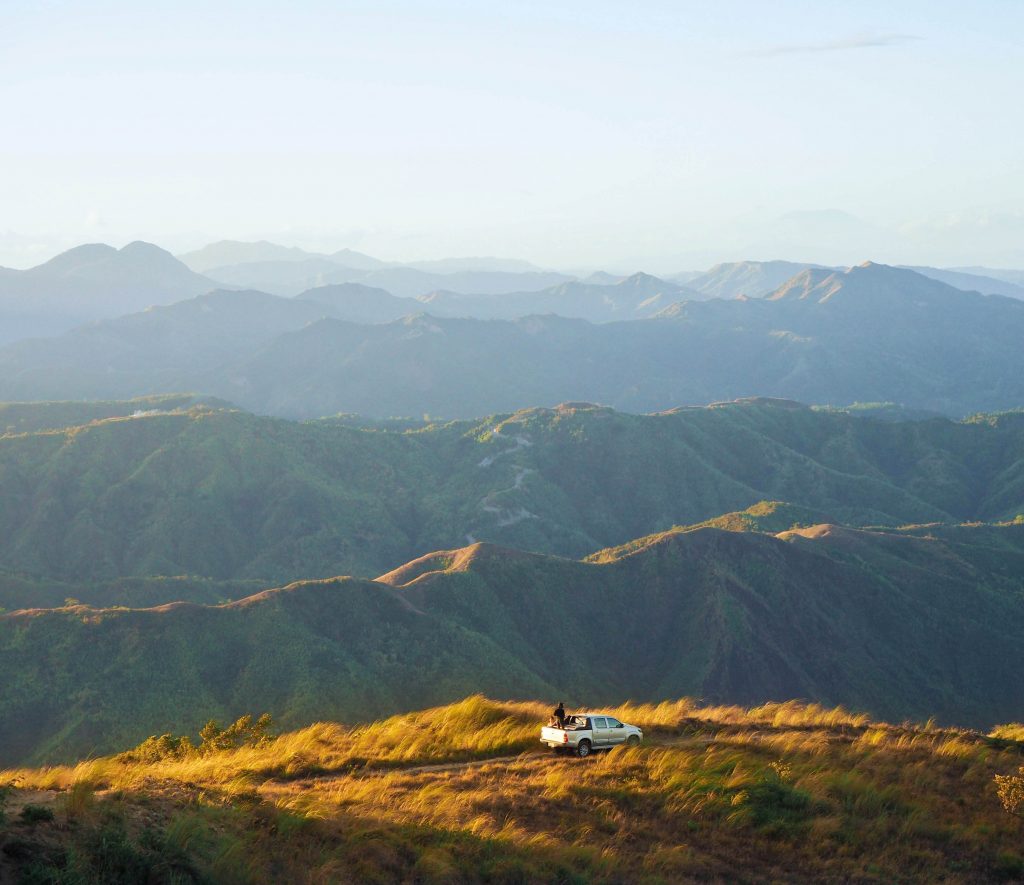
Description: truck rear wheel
xmin=576 ymin=739 xmax=591 ymax=758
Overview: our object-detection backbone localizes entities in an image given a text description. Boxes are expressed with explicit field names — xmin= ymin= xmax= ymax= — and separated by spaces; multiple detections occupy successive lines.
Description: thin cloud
xmin=751 ymin=32 xmax=920 ymax=58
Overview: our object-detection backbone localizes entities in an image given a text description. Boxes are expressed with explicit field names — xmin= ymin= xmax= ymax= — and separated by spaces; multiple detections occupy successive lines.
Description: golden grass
xmin=2 ymin=694 xmax=880 ymax=793
xmin=991 ymin=723 xmax=1024 ymax=741
xmin=6 ymin=695 xmax=1024 ymax=884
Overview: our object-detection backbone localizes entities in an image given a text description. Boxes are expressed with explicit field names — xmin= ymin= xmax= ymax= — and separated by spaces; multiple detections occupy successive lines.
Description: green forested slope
xmin=1 ymin=397 xmax=1024 ymax=609
xmin=3 ymin=521 xmax=1023 ymax=764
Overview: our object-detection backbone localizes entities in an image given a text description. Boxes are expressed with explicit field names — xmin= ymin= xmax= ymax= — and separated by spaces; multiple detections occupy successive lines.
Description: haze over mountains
xmin=0 ymin=242 xmax=218 ymax=342
xmin=3 ymin=257 xmax=1024 ymax=418
xmin=177 ymin=239 xmax=573 ymax=297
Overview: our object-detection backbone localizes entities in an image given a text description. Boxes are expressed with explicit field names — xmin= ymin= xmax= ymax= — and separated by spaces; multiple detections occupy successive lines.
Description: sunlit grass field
xmin=2 ymin=695 xmax=1024 ymax=883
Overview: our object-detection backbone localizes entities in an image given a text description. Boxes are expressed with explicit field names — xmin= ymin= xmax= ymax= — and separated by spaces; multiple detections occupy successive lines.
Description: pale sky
xmin=2 ymin=0 xmax=1022 ymax=271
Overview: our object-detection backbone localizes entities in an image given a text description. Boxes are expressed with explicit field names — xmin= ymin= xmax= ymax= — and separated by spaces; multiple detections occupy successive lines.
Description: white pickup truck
xmin=540 ymin=713 xmax=643 ymax=757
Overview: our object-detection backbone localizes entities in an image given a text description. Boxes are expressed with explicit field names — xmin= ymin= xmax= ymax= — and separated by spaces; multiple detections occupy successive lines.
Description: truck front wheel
xmin=576 ymin=739 xmax=592 ymax=758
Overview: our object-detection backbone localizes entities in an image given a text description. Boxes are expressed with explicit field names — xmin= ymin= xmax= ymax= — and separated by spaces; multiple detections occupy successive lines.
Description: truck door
xmin=592 ymin=716 xmax=609 ymax=746
xmin=605 ymin=717 xmax=626 ymax=744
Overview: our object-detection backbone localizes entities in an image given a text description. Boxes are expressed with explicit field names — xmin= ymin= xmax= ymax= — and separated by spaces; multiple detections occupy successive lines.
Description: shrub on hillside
xmin=198 ymin=713 xmax=274 ymax=755
xmin=118 ymin=713 xmax=273 ymax=763
xmin=122 ymin=733 xmax=196 ymax=764
xmin=995 ymin=767 xmax=1024 ymax=818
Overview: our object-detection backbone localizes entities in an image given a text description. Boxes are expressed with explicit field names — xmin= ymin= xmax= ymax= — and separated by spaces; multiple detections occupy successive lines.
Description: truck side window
xmin=607 ymin=718 xmax=622 ymax=728
xmin=594 ymin=717 xmax=607 ymax=729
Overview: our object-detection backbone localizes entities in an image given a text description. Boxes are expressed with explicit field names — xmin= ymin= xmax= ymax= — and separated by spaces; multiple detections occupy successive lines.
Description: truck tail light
xmin=563 ymin=733 xmax=568 ymax=743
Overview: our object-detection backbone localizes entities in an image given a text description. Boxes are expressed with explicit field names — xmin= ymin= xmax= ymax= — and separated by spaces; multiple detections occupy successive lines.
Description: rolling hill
xmin=2 ymin=517 xmax=1024 ymax=764
xmin=1 ymin=397 xmax=1024 ymax=606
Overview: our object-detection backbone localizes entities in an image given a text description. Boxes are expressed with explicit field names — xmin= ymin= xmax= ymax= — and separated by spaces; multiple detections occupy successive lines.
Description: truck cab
xmin=540 ymin=712 xmax=643 ymax=756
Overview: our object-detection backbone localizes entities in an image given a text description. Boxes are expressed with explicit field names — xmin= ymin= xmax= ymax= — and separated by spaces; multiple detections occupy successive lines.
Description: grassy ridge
xmin=2 ymin=696 xmax=1024 ymax=883
xmin=3 ymin=520 xmax=1024 ymax=765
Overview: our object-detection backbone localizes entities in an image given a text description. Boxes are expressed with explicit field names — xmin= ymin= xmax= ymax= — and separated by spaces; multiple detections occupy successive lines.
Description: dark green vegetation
xmin=4 ymin=515 xmax=1024 ymax=764
xmin=4 ymin=263 xmax=1024 ymax=417
xmin=2 ymin=396 xmax=1024 ymax=601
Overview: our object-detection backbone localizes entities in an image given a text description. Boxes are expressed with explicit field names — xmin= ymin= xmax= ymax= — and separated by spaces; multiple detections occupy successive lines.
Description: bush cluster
xmin=119 ymin=713 xmax=274 ymax=763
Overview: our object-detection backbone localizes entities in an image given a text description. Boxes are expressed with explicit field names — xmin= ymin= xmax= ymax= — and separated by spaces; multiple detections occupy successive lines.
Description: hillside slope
xmin=5 ymin=697 xmax=1024 ymax=884
xmin=2 ymin=399 xmax=1024 ymax=599
xmin=3 ymin=521 xmax=1024 ymax=763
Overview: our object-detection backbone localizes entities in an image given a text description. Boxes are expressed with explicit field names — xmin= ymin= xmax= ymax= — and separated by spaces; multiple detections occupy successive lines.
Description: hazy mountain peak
xmin=114 ymin=240 xmax=193 ymax=270
xmin=328 ymin=248 xmax=389 ymax=271
xmin=177 ymin=240 xmax=315 ymax=273
xmin=23 ymin=240 xmax=202 ymax=283
xmin=617 ymin=271 xmax=669 ymax=288
xmin=0 ymin=240 xmax=219 ymax=337
xmin=690 ymin=259 xmax=825 ymax=299
xmin=121 ymin=239 xmax=165 ymax=253
xmin=31 ymin=242 xmax=118 ymax=274
xmin=765 ymin=267 xmax=839 ymax=301
xmin=581 ymin=270 xmax=624 ymax=285
xmin=766 ymin=261 xmax=980 ymax=306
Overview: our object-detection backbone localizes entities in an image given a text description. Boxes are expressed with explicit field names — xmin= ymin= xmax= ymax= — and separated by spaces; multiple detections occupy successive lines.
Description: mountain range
xmin=417 ymin=271 xmax=702 ymax=319
xmin=684 ymin=260 xmax=827 ymax=298
xmin=684 ymin=260 xmax=1024 ymax=300
xmin=177 ymin=239 xmax=548 ymax=276
xmin=3 ymin=261 xmax=1023 ymax=418
xmin=3 ymin=237 xmax=1023 ymax=351
xmin=178 ymin=239 xmax=571 ymax=297
xmin=177 ymin=240 xmax=390 ymax=273
xmin=904 ymin=265 xmax=1024 ymax=299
